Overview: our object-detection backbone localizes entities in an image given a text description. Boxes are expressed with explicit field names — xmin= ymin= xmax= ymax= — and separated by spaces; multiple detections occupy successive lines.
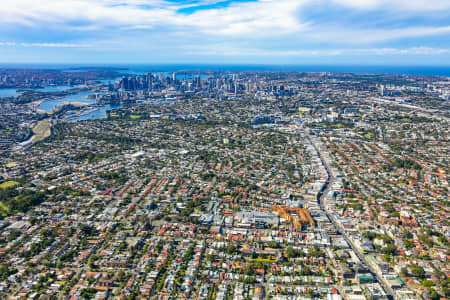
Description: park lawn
xmin=0 ymin=181 xmax=20 ymax=190
xmin=32 ymin=119 xmax=52 ymax=142
xmin=365 ymin=132 xmax=374 ymax=139
xmin=250 ymin=257 xmax=276 ymax=263
xmin=0 ymin=201 xmax=10 ymax=216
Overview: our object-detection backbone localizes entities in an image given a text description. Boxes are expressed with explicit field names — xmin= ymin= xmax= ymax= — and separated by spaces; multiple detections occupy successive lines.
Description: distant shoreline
xmin=0 ymin=64 xmax=450 ymax=77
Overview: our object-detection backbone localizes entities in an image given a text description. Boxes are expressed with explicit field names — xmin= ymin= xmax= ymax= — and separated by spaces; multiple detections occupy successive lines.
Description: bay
xmin=38 ymin=91 xmax=98 ymax=112
xmin=71 ymin=104 xmax=122 ymax=122
xmin=0 ymin=88 xmax=20 ymax=97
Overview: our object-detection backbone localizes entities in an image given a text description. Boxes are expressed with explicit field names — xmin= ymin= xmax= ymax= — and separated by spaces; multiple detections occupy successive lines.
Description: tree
xmin=225 ymin=244 xmax=238 ymax=255
xmin=0 ymin=264 xmax=17 ymax=281
xmin=117 ymin=270 xmax=125 ymax=282
xmin=403 ymin=239 xmax=414 ymax=250
xmin=403 ymin=230 xmax=413 ymax=239
xmin=286 ymin=247 xmax=297 ymax=259
xmin=80 ymin=287 xmax=97 ymax=299
xmin=381 ymin=244 xmax=397 ymax=256
xmin=362 ymin=231 xmax=378 ymax=241
xmin=442 ymin=286 xmax=450 ymax=298
xmin=430 ymin=289 xmax=440 ymax=300
xmin=422 ymin=280 xmax=435 ymax=288
xmin=79 ymin=224 xmax=94 ymax=236
xmin=410 ymin=265 xmax=425 ymax=279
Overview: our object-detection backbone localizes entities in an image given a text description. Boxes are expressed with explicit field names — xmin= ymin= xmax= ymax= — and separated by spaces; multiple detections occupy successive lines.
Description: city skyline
xmin=1 ymin=0 xmax=450 ymax=65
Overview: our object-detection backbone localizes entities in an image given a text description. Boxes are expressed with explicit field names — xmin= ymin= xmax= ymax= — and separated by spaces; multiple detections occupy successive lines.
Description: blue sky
xmin=0 ymin=0 xmax=450 ymax=65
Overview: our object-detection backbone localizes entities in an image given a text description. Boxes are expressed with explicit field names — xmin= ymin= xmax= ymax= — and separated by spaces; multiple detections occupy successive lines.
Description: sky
xmin=0 ymin=0 xmax=450 ymax=65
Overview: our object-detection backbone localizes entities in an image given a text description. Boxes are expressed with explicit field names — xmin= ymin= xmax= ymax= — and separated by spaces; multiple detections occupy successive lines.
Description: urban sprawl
xmin=0 ymin=68 xmax=448 ymax=300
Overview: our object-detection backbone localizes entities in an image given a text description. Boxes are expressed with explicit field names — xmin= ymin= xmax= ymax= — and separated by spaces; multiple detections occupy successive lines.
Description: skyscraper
xmin=147 ymin=73 xmax=152 ymax=92
xmin=379 ymin=84 xmax=384 ymax=96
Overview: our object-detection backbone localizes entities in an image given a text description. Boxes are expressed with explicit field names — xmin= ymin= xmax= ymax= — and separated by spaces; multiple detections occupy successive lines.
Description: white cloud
xmin=330 ymin=0 xmax=450 ymax=12
xmin=0 ymin=0 xmax=449 ymax=54
xmin=304 ymin=25 xmax=450 ymax=44
xmin=0 ymin=0 xmax=309 ymax=36
xmin=0 ymin=42 xmax=91 ymax=48
xmin=186 ymin=44 xmax=450 ymax=56
xmin=182 ymin=0 xmax=309 ymax=36
xmin=352 ymin=47 xmax=450 ymax=55
xmin=0 ymin=0 xmax=175 ymax=28
xmin=0 ymin=0 xmax=449 ymax=39
xmin=21 ymin=42 xmax=91 ymax=47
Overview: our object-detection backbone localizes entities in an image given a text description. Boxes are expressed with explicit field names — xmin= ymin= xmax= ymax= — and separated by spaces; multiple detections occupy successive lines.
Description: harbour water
xmin=0 ymin=79 xmax=123 ymax=122
xmin=38 ymin=91 xmax=99 ymax=112
xmin=0 ymin=83 xmax=121 ymax=121
xmin=0 ymin=85 xmax=84 ymax=98
xmin=71 ymin=104 xmax=122 ymax=122
xmin=0 ymin=88 xmax=20 ymax=97
xmin=98 ymin=77 xmax=123 ymax=85
xmin=37 ymin=90 xmax=122 ymax=122
xmin=35 ymin=85 xmax=76 ymax=92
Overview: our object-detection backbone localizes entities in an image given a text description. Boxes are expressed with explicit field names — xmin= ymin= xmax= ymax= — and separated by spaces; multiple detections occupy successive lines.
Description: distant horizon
xmin=2 ymin=62 xmax=450 ymax=67
xmin=1 ymin=63 xmax=450 ymax=77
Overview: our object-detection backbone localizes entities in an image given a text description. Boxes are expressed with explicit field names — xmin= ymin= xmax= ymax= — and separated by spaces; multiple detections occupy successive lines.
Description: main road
xmin=305 ymin=129 xmax=396 ymax=300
